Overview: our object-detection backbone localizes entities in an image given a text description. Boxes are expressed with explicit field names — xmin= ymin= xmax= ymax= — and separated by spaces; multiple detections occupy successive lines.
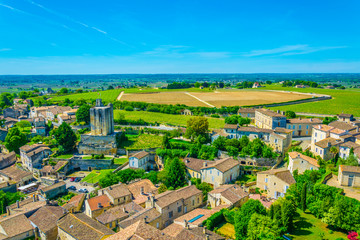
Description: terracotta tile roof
xmin=329 ymin=121 xmax=357 ymax=131
xmin=174 ymin=208 xmax=216 ymax=227
xmin=161 ymin=223 xmax=184 ymax=237
xmin=338 ymin=113 xmax=353 ymax=118
xmin=40 ymin=161 xmax=68 ymax=173
xmin=62 ymin=194 xmax=85 ymax=211
xmin=97 ymin=202 xmax=143 ymax=225
xmin=39 ymin=181 xmax=66 ymax=193
xmin=20 ymin=144 xmax=51 ymax=158
xmin=154 ymin=185 xmax=201 ymax=209
xmin=330 ymin=128 xmax=346 ymax=135
xmin=209 ymin=184 xmax=249 ymax=204
xmin=118 ymin=208 xmax=161 ymax=229
xmin=0 ymin=151 xmax=16 ymax=170
xmin=286 ymin=118 xmax=322 ymax=124
xmin=0 ymin=165 xmax=33 ymax=183
xmin=259 ymin=169 xmax=296 ymax=185
xmin=256 ymin=109 xmax=285 ymax=118
xmin=104 ymin=183 xmax=132 ymax=200
xmin=109 ymin=220 xmax=173 ymax=240
xmin=57 ymin=213 xmax=115 ymax=240
xmin=130 ymin=151 xmax=149 ymax=159
xmin=238 ymin=126 xmax=274 ymax=133
xmin=184 ymin=157 xmax=210 ymax=172
xmin=288 ymin=152 xmax=320 ymax=168
xmin=340 ymin=142 xmax=360 ymax=149
xmin=315 ymin=137 xmax=342 ymax=149
xmin=29 ymin=206 xmax=66 ymax=233
xmin=313 ymin=124 xmax=334 ymax=132
xmin=127 ymin=179 xmax=157 ymax=205
xmin=274 ymin=127 xmax=293 ymax=134
xmin=237 ymin=108 xmax=256 ymax=114
xmin=163 ymin=224 xmax=225 ymax=240
xmin=201 ymin=158 xmax=240 ymax=173
xmin=87 ymin=194 xmax=111 ymax=212
xmin=339 ymin=165 xmax=360 ymax=174
xmin=0 ymin=214 xmax=33 ymax=239
xmin=9 ymin=198 xmax=46 ymax=215
xmin=271 ymin=133 xmax=286 ymax=140
xmin=224 ymin=124 xmax=238 ymax=130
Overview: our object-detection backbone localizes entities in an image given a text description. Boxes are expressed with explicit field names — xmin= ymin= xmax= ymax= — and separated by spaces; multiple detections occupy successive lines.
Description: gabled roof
xmin=315 ymin=137 xmax=342 ymax=149
xmin=255 ymin=109 xmax=285 ymax=118
xmin=0 ymin=165 xmax=33 ymax=182
xmin=237 ymin=108 xmax=256 ymax=114
xmin=0 ymin=214 xmax=33 ymax=239
xmin=258 ymin=169 xmax=296 ymax=185
xmin=286 ymin=118 xmax=322 ymax=124
xmin=313 ymin=124 xmax=334 ymax=132
xmin=103 ymin=183 xmax=132 ymax=200
xmin=223 ymin=124 xmax=238 ymax=130
xmin=40 ymin=181 xmax=66 ymax=193
xmin=29 ymin=206 xmax=66 ymax=233
xmin=96 ymin=202 xmax=143 ymax=225
xmin=127 ymin=179 xmax=157 ymax=205
xmin=57 ymin=213 xmax=115 ymax=240
xmin=339 ymin=165 xmax=360 ymax=174
xmin=201 ymin=158 xmax=240 ymax=173
xmin=62 ymin=194 xmax=85 ymax=211
xmin=209 ymin=184 xmax=249 ymax=204
xmin=108 ymin=220 xmax=173 ymax=240
xmin=86 ymin=194 xmax=111 ymax=212
xmin=130 ymin=151 xmax=149 ymax=159
xmin=340 ymin=141 xmax=360 ymax=150
xmin=288 ymin=152 xmax=320 ymax=168
xmin=154 ymin=185 xmax=201 ymax=209
xmin=118 ymin=208 xmax=161 ymax=229
xmin=183 ymin=157 xmax=210 ymax=172
xmin=338 ymin=113 xmax=353 ymax=118
xmin=329 ymin=121 xmax=357 ymax=131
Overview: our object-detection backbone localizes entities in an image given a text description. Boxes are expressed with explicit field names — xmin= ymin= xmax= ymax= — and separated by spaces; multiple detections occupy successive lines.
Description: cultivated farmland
xmin=120 ymin=90 xmax=311 ymax=107
xmin=114 ymin=110 xmax=225 ymax=129
xmin=51 ymin=89 xmax=123 ymax=103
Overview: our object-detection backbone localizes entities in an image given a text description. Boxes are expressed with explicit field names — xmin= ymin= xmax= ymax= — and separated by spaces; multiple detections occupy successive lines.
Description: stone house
xmin=208 ymin=184 xmax=249 ymax=208
xmin=338 ymin=165 xmax=360 ymax=187
xmin=96 ymin=202 xmax=143 ymax=230
xmin=256 ymin=169 xmax=296 ymax=199
xmin=7 ymin=196 xmax=46 ymax=217
xmin=20 ymin=144 xmax=52 ymax=171
xmin=286 ymin=117 xmax=322 ymax=137
xmin=223 ymin=124 xmax=238 ymax=139
xmin=252 ymin=82 xmax=262 ymax=88
xmin=288 ymin=152 xmax=320 ymax=174
xmin=39 ymin=181 xmax=67 ymax=200
xmin=237 ymin=107 xmax=256 ymax=121
xmin=85 ymin=194 xmax=112 ymax=219
xmin=45 ymin=106 xmax=73 ymax=121
xmin=200 ymin=158 xmax=241 ymax=188
xmin=183 ymin=157 xmax=210 ymax=179
xmin=40 ymin=161 xmax=69 ymax=179
xmin=162 ymin=223 xmax=225 ymax=240
xmin=0 ymin=151 xmax=16 ymax=170
xmin=339 ymin=141 xmax=360 ymax=159
xmin=57 ymin=113 xmax=76 ymax=125
xmin=0 ymin=164 xmax=34 ymax=187
xmin=0 ymin=214 xmax=34 ymax=239
xmin=145 ymin=185 xmax=203 ymax=229
xmin=181 ymin=109 xmax=193 ymax=116
xmin=338 ymin=113 xmax=355 ymax=123
xmin=0 ymin=181 xmax=17 ymax=193
xmin=29 ymin=205 xmax=66 ymax=240
xmin=99 ymin=183 xmax=132 ymax=206
xmin=0 ymin=128 xmax=8 ymax=142
xmin=314 ymin=137 xmax=342 ymax=160
xmin=3 ymin=105 xmax=29 ymax=119
xmin=255 ymin=109 xmax=287 ymax=130
xmin=57 ymin=213 xmax=115 ymax=240
xmin=62 ymin=193 xmax=86 ymax=213
xmin=128 ymin=151 xmax=155 ymax=171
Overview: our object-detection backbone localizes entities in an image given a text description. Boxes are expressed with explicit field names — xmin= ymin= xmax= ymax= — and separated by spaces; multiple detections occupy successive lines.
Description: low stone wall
xmin=218 ymin=151 xmax=277 ymax=167
xmin=69 ymin=158 xmax=116 ymax=171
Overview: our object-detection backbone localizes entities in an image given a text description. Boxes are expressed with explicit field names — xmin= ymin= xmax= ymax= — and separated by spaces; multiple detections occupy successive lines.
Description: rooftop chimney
xmin=310 ymin=118 xmax=312 ymax=122
xmin=203 ymin=226 xmax=207 ymax=234
xmin=203 ymin=162 xmax=208 ymax=167
xmin=140 ymin=186 xmax=144 ymax=194
xmin=16 ymin=200 xmax=19 ymax=208
xmin=277 ymin=110 xmax=280 ymax=114
xmin=98 ymin=203 xmax=103 ymax=209
xmin=6 ymin=206 xmax=10 ymax=216
xmin=206 ymin=235 xmax=210 ymax=240
xmin=32 ymin=194 xmax=36 ymax=202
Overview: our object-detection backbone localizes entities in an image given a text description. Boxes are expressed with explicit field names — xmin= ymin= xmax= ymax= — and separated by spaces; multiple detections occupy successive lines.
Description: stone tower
xmin=90 ymin=99 xmax=114 ymax=136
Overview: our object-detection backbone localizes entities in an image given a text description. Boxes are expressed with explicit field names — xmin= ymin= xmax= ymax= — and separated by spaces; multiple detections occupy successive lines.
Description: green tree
xmin=285 ymin=111 xmax=296 ymax=119
xmin=164 ymin=157 xmax=187 ymax=189
xmin=281 ymin=199 xmax=296 ymax=231
xmin=162 ymin=134 xmax=170 ymax=149
xmin=0 ymin=191 xmax=23 ymax=214
xmin=76 ymin=104 xmax=91 ymax=124
xmin=301 ymin=182 xmax=307 ymax=212
xmin=247 ymin=213 xmax=281 ymax=240
xmin=59 ymin=88 xmax=69 ymax=94
xmin=158 ymin=183 xmax=168 ymax=193
xmin=4 ymin=127 xmax=27 ymax=153
xmin=0 ymin=93 xmax=12 ymax=108
xmin=235 ymin=199 xmax=267 ymax=240
xmin=185 ymin=116 xmax=209 ymax=140
xmin=15 ymin=121 xmax=31 ymax=129
xmin=53 ymin=122 xmax=77 ymax=153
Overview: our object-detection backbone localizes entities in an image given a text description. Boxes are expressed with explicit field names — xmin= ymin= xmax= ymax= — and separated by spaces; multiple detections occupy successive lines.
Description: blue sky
xmin=0 ymin=0 xmax=359 ymax=74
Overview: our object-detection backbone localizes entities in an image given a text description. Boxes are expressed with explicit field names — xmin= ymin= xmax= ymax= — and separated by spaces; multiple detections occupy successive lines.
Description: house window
xmin=299 ymin=125 xmax=301 ymax=130
xmin=212 ymin=176 xmax=214 ymax=182
xmin=210 ymin=170 xmax=212 ymax=174
xmin=320 ymin=150 xmax=323 ymax=154
xmin=315 ymin=133 xmax=317 ymax=137
xmin=109 ymin=222 xmax=112 ymax=228
xmin=178 ymin=206 xmax=182 ymax=213
xmin=306 ymin=125 xmax=309 ymax=129
xmin=218 ymin=171 xmax=219 ymax=176
xmin=156 ymin=222 xmax=159 ymax=229
xmin=169 ymin=211 xmax=173 ymax=218
xmin=288 ymin=125 xmax=291 ymax=129
xmin=316 ymin=148 xmax=318 ymax=153
xmin=192 ymin=199 xmax=195 ymax=206
xmin=264 ymin=185 xmax=267 ymax=190
xmin=265 ymin=178 xmax=268 ymax=183
xmin=306 ymin=131 xmax=308 ymax=135
xmin=293 ymin=125 xmax=295 ymax=130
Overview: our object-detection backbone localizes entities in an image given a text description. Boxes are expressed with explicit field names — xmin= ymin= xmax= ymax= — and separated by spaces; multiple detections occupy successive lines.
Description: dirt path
xmin=185 ymin=92 xmax=215 ymax=108
xmin=116 ymin=91 xmax=124 ymax=101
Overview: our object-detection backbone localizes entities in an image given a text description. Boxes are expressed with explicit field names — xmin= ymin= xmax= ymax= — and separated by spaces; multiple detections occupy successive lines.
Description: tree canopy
xmin=53 ymin=122 xmax=77 ymax=153
xmin=76 ymin=104 xmax=91 ymax=124
xmin=5 ymin=127 xmax=27 ymax=153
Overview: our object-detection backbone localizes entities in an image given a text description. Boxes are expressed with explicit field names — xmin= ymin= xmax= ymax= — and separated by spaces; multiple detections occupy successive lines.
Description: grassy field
xmin=115 ymin=110 xmax=225 ymax=129
xmin=237 ymin=174 xmax=257 ymax=183
xmin=120 ymin=134 xmax=163 ymax=150
xmin=50 ymin=89 xmax=123 ymax=103
xmin=121 ymin=90 xmax=310 ymax=107
xmin=55 ymin=154 xmax=73 ymax=159
xmin=288 ymin=209 xmax=347 ymax=240
xmin=256 ymin=84 xmax=360 ymax=116
xmin=217 ymin=222 xmax=236 ymax=239
xmin=81 ymin=169 xmax=114 ymax=184
xmin=114 ymin=157 xmax=128 ymax=165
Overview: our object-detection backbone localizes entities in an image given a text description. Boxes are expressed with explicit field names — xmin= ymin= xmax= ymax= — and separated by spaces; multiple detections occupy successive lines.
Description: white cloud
xmin=0 ymin=48 xmax=11 ymax=52
xmin=244 ymin=44 xmax=347 ymax=57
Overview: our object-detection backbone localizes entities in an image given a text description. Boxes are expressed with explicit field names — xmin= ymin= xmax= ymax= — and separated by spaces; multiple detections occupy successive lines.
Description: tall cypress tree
xmin=301 ymin=182 xmax=307 ymax=212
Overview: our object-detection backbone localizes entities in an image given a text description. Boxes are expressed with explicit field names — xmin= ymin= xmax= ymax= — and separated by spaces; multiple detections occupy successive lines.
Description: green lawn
xmin=288 ymin=209 xmax=347 ymax=240
xmin=82 ymin=156 xmax=113 ymax=160
xmin=237 ymin=174 xmax=257 ymax=183
xmin=114 ymin=158 xmax=128 ymax=165
xmin=217 ymin=222 xmax=236 ymax=239
xmin=121 ymin=134 xmax=162 ymax=150
xmin=115 ymin=110 xmax=225 ymax=129
xmin=81 ymin=169 xmax=114 ymax=184
xmin=55 ymin=154 xmax=73 ymax=159
xmin=253 ymin=84 xmax=360 ymax=116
